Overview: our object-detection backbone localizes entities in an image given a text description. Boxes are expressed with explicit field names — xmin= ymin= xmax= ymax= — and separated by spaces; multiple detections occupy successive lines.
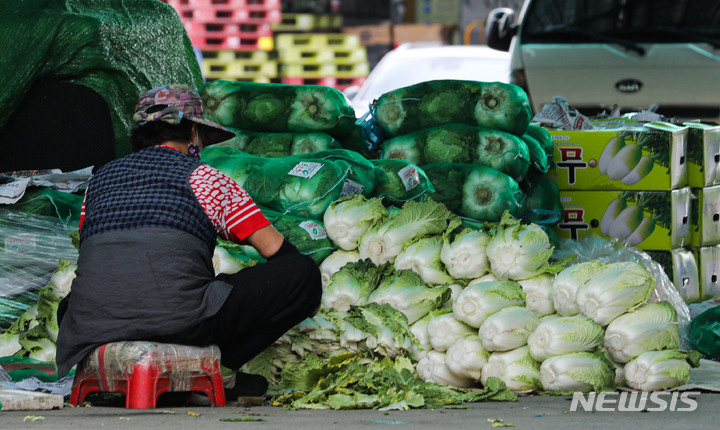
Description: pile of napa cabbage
xmin=241 ymin=198 xmax=698 ymax=409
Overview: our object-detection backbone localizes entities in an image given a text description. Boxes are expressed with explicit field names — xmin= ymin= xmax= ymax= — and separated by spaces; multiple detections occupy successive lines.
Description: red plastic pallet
xmin=187 ymin=22 xmax=274 ymax=50
xmin=177 ymin=7 xmax=281 ymax=24
xmin=185 ymin=21 xmax=273 ymax=36
xmin=164 ymin=0 xmax=280 ymax=8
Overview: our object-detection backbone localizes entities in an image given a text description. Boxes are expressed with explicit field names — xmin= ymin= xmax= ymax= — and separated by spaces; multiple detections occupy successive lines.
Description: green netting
xmin=0 ymin=0 xmax=204 ymax=158
xmin=380 ymin=123 xmax=531 ymax=181
xmin=216 ymin=128 xmax=344 ymax=157
xmin=200 ymin=80 xmax=356 ymax=137
xmin=201 ymin=150 xmax=353 ymax=220
xmin=368 ymin=158 xmax=434 ymax=207
xmin=372 ymin=80 xmax=532 ymax=138
xmin=422 ymin=162 xmax=526 ymax=222
xmin=262 ymin=208 xmax=337 ymax=264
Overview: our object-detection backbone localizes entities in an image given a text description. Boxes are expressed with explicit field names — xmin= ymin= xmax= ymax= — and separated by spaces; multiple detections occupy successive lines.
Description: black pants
xmin=150 ymin=252 xmax=322 ymax=370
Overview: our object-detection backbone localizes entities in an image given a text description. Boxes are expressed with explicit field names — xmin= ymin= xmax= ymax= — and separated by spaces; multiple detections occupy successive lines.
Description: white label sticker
xmin=288 ymin=162 xmax=324 ymax=179
xmin=397 ymin=165 xmax=420 ymax=192
xmin=339 ymin=179 xmax=365 ymax=197
xmin=299 ymin=221 xmax=327 ymax=240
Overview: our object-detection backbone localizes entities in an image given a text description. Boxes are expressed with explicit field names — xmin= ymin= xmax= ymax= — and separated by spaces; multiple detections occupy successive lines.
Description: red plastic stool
xmin=69 ymin=341 xmax=226 ymax=408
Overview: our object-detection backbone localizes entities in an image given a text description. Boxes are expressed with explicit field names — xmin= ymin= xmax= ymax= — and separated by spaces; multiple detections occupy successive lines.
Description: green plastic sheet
xmin=0 ymin=0 xmax=203 ymax=157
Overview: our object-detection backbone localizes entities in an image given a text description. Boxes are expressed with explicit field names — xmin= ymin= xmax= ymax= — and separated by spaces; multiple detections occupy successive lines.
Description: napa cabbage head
xmin=624 ymin=350 xmax=699 ymax=391
xmin=213 ymin=246 xmax=250 ymax=275
xmin=352 ymin=303 xmax=414 ymax=358
xmin=540 ymin=352 xmax=617 ymax=393
xmin=427 ymin=311 xmax=476 ymax=352
xmin=527 ymin=315 xmax=605 ymax=362
xmin=445 ymin=335 xmax=490 ymax=381
xmin=393 ymin=235 xmax=454 ymax=285
xmin=319 ymin=249 xmax=361 ymax=287
xmin=478 ymin=306 xmax=540 ymax=352
xmin=481 ymin=346 xmax=542 ymax=393
xmin=469 ymin=273 xmax=501 ymax=284
xmin=576 ymin=261 xmax=655 ymax=326
xmin=358 ymin=199 xmax=460 ymax=265
xmin=321 ymin=259 xmax=390 ymax=311
xmin=409 ymin=313 xmax=433 ymax=361
xmin=417 ymin=350 xmax=446 ymax=382
xmin=278 ymin=159 xmax=348 ymax=219
xmin=428 ymin=353 xmax=478 ymax=388
xmin=48 ymin=260 xmax=76 ymax=298
xmin=552 ymin=260 xmax=607 ymax=316
xmin=323 ymin=195 xmax=387 ymax=251
xmin=423 ymin=126 xmax=473 ymax=164
xmin=604 ymin=301 xmax=681 ymax=364
xmin=367 ymin=269 xmax=451 ymax=324
xmin=0 ymin=330 xmax=21 ymax=356
xmin=518 ymin=273 xmax=555 ymax=316
xmin=452 ymin=280 xmax=526 ymax=328
xmin=441 ymin=282 xmax=466 ymax=310
xmin=440 ymin=227 xmax=491 ymax=280
xmin=486 ymin=214 xmax=554 ymax=281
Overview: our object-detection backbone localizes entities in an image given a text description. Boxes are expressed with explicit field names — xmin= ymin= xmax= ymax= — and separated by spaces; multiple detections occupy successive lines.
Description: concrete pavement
xmin=2 ymin=392 xmax=719 ymax=429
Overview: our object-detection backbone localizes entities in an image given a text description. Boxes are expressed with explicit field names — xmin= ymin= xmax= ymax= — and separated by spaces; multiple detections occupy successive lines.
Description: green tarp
xmin=0 ymin=0 xmax=204 ymax=157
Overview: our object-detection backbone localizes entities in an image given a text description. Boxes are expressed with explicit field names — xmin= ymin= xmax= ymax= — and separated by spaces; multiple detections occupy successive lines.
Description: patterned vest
xmin=80 ymin=146 xmax=217 ymax=250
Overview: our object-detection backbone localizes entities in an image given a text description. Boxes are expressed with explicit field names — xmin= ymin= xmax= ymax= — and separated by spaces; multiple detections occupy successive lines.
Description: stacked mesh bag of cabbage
xmin=370 ymin=80 xmax=560 ymax=236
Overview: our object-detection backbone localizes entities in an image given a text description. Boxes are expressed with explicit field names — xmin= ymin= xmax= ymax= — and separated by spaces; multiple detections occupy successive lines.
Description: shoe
xmin=224 ymin=372 xmax=268 ymax=406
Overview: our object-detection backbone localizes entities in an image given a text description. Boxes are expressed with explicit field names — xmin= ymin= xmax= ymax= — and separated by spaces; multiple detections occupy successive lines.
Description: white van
xmin=485 ymin=0 xmax=720 ymax=122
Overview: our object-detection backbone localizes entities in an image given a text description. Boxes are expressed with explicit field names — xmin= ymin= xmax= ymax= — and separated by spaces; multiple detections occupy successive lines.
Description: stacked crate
xmin=163 ymin=0 xmax=281 ymax=82
xmin=545 ymin=120 xmax=700 ymax=303
xmin=275 ymin=32 xmax=369 ymax=91
xmin=686 ymin=123 xmax=720 ymax=303
xmin=273 ymin=12 xmax=343 ymax=32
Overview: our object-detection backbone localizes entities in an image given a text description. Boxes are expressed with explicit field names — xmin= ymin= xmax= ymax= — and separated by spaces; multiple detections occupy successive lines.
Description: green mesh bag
xmin=373 ymin=80 xmax=532 ymax=138
xmin=380 ymin=123 xmax=531 ymax=181
xmin=336 ymin=122 xmax=381 ymax=160
xmin=521 ymin=175 xmax=563 ymax=226
xmin=0 ymin=0 xmax=204 ymax=158
xmin=262 ymin=209 xmax=337 ymax=264
xmin=422 ymin=162 xmax=526 ymax=222
xmin=203 ymin=146 xmax=379 ymax=199
xmin=216 ymin=128 xmax=343 ymax=157
xmin=202 ymin=150 xmax=352 ymax=220
xmin=369 ymin=158 xmax=434 ymax=207
xmin=303 ymin=149 xmax=379 ymax=198
xmin=200 ymin=80 xmax=356 ymax=137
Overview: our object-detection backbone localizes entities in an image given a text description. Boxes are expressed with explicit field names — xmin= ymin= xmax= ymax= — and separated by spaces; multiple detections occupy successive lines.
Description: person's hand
xmin=244 ymin=225 xmax=285 ymax=259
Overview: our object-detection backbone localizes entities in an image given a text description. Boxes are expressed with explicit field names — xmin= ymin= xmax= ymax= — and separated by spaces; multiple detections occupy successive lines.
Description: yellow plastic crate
xmin=275 ymin=33 xmax=360 ymax=50
xmin=279 ymin=61 xmax=369 ymax=78
xmin=277 ymin=46 xmax=367 ymax=65
xmin=201 ymin=50 xmax=276 ymax=62
xmin=205 ymin=75 xmax=274 ymax=84
xmin=272 ymin=13 xmax=342 ymax=31
xmin=202 ymin=59 xmax=278 ymax=79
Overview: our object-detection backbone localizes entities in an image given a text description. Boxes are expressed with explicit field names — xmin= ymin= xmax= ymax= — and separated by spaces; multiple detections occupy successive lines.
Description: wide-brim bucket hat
xmin=132 ymin=84 xmax=235 ymax=146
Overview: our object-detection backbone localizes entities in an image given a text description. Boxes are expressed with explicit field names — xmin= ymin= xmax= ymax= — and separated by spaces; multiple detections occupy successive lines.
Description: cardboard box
xmin=685 ymin=122 xmax=720 ymax=188
xmin=647 ymin=249 xmax=701 ymax=304
xmin=392 ymin=23 xmax=454 ymax=45
xmin=697 ymin=245 xmax=720 ymax=300
xmin=554 ymin=188 xmax=692 ymax=251
xmin=547 ymin=121 xmax=688 ymax=191
xmin=691 ymin=185 xmax=720 ymax=247
xmin=342 ymin=25 xmax=393 ymax=46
